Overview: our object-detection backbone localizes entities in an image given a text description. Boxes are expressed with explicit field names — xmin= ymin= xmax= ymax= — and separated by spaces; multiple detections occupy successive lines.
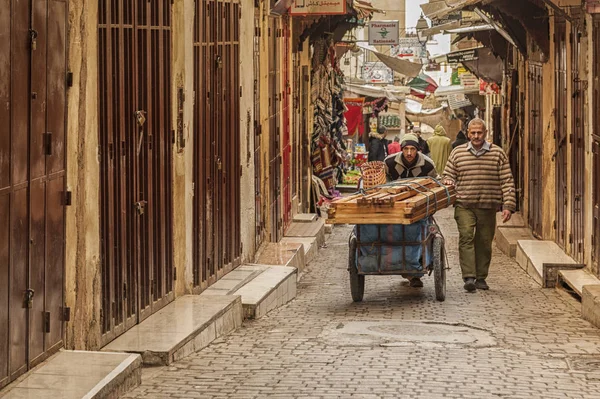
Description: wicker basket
xmin=360 ymin=161 xmax=387 ymax=189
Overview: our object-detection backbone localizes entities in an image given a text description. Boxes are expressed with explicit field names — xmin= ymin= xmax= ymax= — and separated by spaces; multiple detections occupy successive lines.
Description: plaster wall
xmin=171 ymin=0 xmax=194 ymax=295
xmin=240 ymin=0 xmax=258 ymax=261
xmin=65 ymin=1 xmax=102 ymax=350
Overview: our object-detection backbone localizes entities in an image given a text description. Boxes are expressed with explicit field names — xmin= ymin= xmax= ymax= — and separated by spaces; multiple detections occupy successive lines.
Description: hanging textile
xmin=343 ymin=98 xmax=365 ymax=136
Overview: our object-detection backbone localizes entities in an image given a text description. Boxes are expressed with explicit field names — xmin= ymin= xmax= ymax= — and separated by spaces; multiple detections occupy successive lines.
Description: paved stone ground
xmin=125 ymin=208 xmax=600 ymax=398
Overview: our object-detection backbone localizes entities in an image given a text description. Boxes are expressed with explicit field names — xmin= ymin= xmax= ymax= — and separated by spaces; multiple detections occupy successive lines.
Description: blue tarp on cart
xmin=355 ymin=220 xmax=431 ymax=273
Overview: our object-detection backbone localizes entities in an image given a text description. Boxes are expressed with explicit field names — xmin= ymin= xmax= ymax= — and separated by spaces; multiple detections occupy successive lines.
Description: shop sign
xmin=460 ymin=72 xmax=479 ymax=90
xmin=362 ymin=62 xmax=394 ymax=84
xmin=587 ymin=0 xmax=600 ymax=13
xmin=368 ymin=21 xmax=400 ymax=45
xmin=396 ymin=37 xmax=420 ymax=47
xmin=447 ymin=48 xmax=479 ymax=63
xmin=290 ymin=0 xmax=346 ymax=15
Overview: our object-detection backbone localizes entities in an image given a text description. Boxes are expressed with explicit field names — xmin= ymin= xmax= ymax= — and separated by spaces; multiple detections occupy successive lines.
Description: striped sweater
xmin=443 ymin=144 xmax=517 ymax=211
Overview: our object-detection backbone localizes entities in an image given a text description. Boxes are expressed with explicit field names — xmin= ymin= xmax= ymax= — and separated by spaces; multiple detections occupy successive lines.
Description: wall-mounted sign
xmin=290 ymin=0 xmax=346 ymax=15
xmin=460 ymin=72 xmax=479 ymax=90
xmin=368 ymin=21 xmax=400 ymax=45
xmin=362 ymin=62 xmax=394 ymax=84
xmin=447 ymin=48 xmax=479 ymax=63
xmin=395 ymin=37 xmax=420 ymax=48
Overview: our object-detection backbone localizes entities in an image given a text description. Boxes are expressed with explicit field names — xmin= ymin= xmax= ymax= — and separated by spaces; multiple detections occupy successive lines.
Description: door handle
xmin=24 ymin=289 xmax=35 ymax=308
xmin=134 ymin=200 xmax=147 ymax=215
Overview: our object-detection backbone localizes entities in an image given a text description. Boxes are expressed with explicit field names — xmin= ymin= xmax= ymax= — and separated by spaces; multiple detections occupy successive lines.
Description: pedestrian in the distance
xmin=368 ymin=126 xmax=388 ymax=162
xmin=427 ymin=124 xmax=452 ymax=174
xmin=452 ymin=130 xmax=469 ymax=149
xmin=387 ymin=136 xmax=401 ymax=155
xmin=442 ymin=118 xmax=516 ymax=292
xmin=412 ymin=126 xmax=430 ymax=157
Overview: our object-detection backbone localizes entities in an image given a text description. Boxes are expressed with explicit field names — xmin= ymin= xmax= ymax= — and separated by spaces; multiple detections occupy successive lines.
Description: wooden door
xmin=570 ymin=25 xmax=585 ymax=261
xmin=0 ymin=0 xmax=67 ymax=387
xmin=528 ymin=63 xmax=543 ymax=237
xmin=98 ymin=0 xmax=174 ymax=344
xmin=593 ymin=16 xmax=600 ymax=276
xmin=268 ymin=17 xmax=282 ymax=242
xmin=282 ymin=17 xmax=291 ymax=231
xmin=192 ymin=0 xmax=242 ymax=290
xmin=555 ymin=19 xmax=568 ymax=248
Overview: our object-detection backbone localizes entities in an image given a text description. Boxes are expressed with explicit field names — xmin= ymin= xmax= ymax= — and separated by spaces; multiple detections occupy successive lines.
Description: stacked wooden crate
xmin=327 ymin=177 xmax=456 ymax=224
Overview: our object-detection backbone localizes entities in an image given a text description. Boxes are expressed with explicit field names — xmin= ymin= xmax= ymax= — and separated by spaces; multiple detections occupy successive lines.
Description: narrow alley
xmin=124 ymin=208 xmax=600 ymax=398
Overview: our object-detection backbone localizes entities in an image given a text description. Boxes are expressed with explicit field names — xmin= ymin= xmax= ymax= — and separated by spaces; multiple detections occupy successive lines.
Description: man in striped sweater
xmin=442 ymin=118 xmax=516 ymax=292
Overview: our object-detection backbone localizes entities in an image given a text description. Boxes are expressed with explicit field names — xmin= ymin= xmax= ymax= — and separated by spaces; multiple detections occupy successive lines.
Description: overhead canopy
xmin=462 ymin=47 xmax=503 ymax=83
xmin=357 ymin=43 xmax=423 ymax=78
xmin=343 ymin=83 xmax=410 ymax=102
xmin=434 ymin=46 xmax=503 ymax=83
xmin=407 ymin=73 xmax=438 ymax=93
xmin=405 ymin=98 xmax=447 ymax=116
xmin=420 ymin=0 xmax=482 ymax=21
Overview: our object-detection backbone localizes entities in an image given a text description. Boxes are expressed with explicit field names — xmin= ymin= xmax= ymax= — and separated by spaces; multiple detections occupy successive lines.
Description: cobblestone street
xmin=125 ymin=208 xmax=600 ymax=398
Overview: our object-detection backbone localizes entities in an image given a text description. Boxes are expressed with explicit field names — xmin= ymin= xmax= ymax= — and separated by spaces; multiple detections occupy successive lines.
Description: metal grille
xmin=0 ymin=0 xmax=67 ymax=387
xmin=555 ymin=19 xmax=567 ymax=248
xmin=98 ymin=0 xmax=174 ymax=341
xmin=570 ymin=25 xmax=585 ymax=261
xmin=282 ymin=16 xmax=291 ymax=231
xmin=527 ymin=63 xmax=543 ymax=238
xmin=254 ymin=8 xmax=266 ymax=250
xmin=193 ymin=0 xmax=242 ymax=289
xmin=593 ymin=16 xmax=600 ymax=274
xmin=268 ymin=17 xmax=282 ymax=242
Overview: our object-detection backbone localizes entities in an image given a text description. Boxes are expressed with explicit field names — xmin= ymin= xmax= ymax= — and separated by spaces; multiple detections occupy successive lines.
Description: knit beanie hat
xmin=401 ymin=133 xmax=420 ymax=149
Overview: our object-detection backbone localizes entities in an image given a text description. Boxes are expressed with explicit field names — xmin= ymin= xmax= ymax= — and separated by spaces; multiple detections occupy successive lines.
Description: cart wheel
xmin=433 ymin=236 xmax=446 ymax=302
xmin=348 ymin=234 xmax=364 ymax=302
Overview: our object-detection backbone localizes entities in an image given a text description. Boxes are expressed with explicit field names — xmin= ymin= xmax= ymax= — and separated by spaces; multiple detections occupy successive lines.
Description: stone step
xmin=495 ymin=227 xmax=534 ymax=258
xmin=293 ymin=213 xmax=318 ymax=223
xmin=1 ymin=350 xmax=141 ymax=399
xmin=254 ymin=242 xmax=305 ymax=271
xmin=583 ymin=285 xmax=600 ymax=329
xmin=279 ymin=236 xmax=318 ymax=265
xmin=495 ymin=212 xmax=526 ymax=228
xmin=284 ymin=218 xmax=326 ymax=247
xmin=102 ymin=295 xmax=242 ymax=366
xmin=516 ymin=240 xmax=577 ymax=286
xmin=559 ymin=269 xmax=600 ymax=297
xmin=232 ymin=265 xmax=297 ymax=320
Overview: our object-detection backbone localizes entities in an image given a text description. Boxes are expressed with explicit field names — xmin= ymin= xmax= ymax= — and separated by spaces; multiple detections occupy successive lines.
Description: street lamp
xmin=415 ymin=14 xmax=430 ymax=60
xmin=415 ymin=14 xmax=430 ymax=46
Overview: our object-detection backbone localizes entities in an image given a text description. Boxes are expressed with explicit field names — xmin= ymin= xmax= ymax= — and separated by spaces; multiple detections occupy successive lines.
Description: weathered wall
xmin=542 ymin=22 xmax=557 ymax=241
xmin=240 ymin=0 xmax=257 ymax=261
xmin=172 ymin=0 xmax=194 ymax=294
xmin=65 ymin=1 xmax=102 ymax=350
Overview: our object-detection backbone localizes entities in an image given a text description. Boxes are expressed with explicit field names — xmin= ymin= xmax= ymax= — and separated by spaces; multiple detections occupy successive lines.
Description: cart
xmin=347 ymin=218 xmax=447 ymax=302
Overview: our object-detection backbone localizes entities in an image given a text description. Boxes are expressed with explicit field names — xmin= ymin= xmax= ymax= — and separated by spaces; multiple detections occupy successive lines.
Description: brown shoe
xmin=463 ymin=278 xmax=476 ymax=292
xmin=475 ymin=279 xmax=489 ymax=290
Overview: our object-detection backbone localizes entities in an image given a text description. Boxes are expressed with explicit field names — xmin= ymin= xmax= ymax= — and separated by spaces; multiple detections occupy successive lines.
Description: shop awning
xmin=343 ymin=83 xmax=410 ymax=102
xmin=462 ymin=48 xmax=503 ymax=83
xmin=357 ymin=43 xmax=423 ymax=78
xmin=420 ymin=0 xmax=483 ymax=21
xmin=405 ymin=98 xmax=447 ymax=116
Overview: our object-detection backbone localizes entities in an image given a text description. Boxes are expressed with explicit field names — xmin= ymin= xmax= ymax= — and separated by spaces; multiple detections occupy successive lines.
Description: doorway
xmin=0 ymin=0 xmax=67 ymax=387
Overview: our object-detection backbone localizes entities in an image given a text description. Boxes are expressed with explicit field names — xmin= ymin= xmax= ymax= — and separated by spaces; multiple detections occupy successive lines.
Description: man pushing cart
xmin=328 ymin=134 xmax=454 ymax=302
